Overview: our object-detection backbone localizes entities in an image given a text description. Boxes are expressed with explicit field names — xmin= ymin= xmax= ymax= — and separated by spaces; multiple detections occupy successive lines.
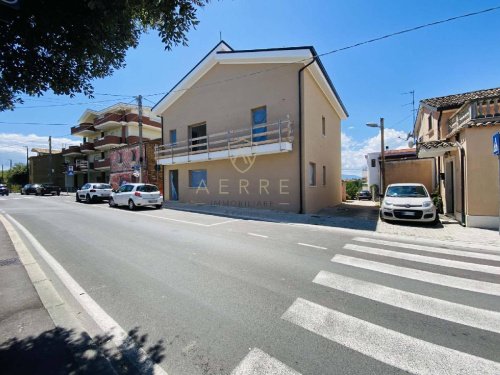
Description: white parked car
xmin=380 ymin=183 xmax=438 ymax=224
xmin=109 ymin=183 xmax=163 ymax=210
xmin=76 ymin=183 xmax=113 ymax=203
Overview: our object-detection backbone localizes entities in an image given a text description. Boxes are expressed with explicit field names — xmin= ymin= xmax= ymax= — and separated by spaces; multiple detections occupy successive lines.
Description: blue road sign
xmin=493 ymin=132 xmax=500 ymax=156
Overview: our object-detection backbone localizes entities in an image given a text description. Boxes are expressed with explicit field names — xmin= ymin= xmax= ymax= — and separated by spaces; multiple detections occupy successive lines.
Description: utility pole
xmin=26 ymin=146 xmax=29 ymax=184
xmin=9 ymin=159 xmax=12 ymax=169
xmin=137 ymin=94 xmax=144 ymax=183
xmin=1 ymin=164 xmax=3 ymax=183
xmin=48 ymin=136 xmax=53 ymax=183
xmin=380 ymin=118 xmax=386 ymax=194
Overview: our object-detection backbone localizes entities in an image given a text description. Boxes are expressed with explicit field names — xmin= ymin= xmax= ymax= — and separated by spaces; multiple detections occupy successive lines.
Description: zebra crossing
xmin=232 ymin=236 xmax=500 ymax=374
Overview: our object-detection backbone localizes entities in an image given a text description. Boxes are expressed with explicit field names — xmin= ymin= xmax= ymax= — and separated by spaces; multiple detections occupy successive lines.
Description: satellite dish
xmin=408 ymin=139 xmax=415 ymax=148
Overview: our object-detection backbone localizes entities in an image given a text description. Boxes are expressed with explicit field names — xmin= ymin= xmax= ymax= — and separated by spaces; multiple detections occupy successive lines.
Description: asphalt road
xmin=1 ymin=194 xmax=499 ymax=375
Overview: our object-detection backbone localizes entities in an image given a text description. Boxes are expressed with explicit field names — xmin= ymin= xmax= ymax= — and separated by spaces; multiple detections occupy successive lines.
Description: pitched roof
xmin=421 ymin=87 xmax=500 ymax=110
xmin=152 ymin=41 xmax=348 ymax=119
xmin=31 ymin=148 xmax=62 ymax=155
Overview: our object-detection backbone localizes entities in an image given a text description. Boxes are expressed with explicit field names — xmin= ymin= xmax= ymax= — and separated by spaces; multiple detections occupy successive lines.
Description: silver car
xmin=77 ymin=183 xmax=113 ymax=203
xmin=380 ymin=183 xmax=438 ymax=224
xmin=109 ymin=183 xmax=163 ymax=210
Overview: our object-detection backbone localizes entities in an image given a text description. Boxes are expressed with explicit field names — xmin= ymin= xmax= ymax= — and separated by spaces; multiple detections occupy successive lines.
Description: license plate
xmin=148 ymin=199 xmax=157 ymax=203
xmin=401 ymin=211 xmax=415 ymax=216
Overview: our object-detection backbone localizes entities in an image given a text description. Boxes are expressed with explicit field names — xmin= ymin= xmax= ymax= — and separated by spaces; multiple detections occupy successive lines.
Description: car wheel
xmin=76 ymin=194 xmax=80 ymax=202
xmin=86 ymin=194 xmax=91 ymax=203
xmin=35 ymin=192 xmax=39 ymax=196
xmin=432 ymin=214 xmax=440 ymax=226
xmin=20 ymin=191 xmax=24 ymax=195
xmin=57 ymin=191 xmax=60 ymax=196
xmin=379 ymin=210 xmax=385 ymax=222
xmin=128 ymin=199 xmax=136 ymax=211
xmin=155 ymin=204 xmax=162 ymax=209
xmin=109 ymin=198 xmax=116 ymax=207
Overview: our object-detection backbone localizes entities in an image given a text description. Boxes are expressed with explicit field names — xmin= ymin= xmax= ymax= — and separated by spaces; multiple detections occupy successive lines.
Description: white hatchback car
xmin=380 ymin=183 xmax=438 ymax=224
xmin=76 ymin=183 xmax=113 ymax=203
xmin=109 ymin=183 xmax=163 ymax=210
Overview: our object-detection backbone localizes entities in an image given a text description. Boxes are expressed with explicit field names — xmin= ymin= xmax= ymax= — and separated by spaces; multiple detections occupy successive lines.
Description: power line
xmin=140 ymin=6 xmax=500 ymax=99
xmin=0 ymin=121 xmax=70 ymax=126
xmin=12 ymin=97 xmax=134 ymax=109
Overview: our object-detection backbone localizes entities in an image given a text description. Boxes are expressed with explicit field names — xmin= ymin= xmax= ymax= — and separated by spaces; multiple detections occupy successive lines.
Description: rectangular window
xmin=322 ymin=116 xmax=326 ymax=136
xmin=322 ymin=165 xmax=326 ymax=186
xmin=169 ymin=129 xmax=177 ymax=145
xmin=371 ymin=159 xmax=376 ymax=168
xmin=252 ymin=106 xmax=267 ymax=142
xmin=308 ymin=162 xmax=316 ymax=186
xmin=189 ymin=123 xmax=207 ymax=152
xmin=189 ymin=169 xmax=207 ymax=188
xmin=428 ymin=115 xmax=432 ymax=130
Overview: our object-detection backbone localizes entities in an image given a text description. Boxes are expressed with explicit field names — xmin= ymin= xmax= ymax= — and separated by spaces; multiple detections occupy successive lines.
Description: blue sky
xmin=1 ymin=0 xmax=499 ymax=174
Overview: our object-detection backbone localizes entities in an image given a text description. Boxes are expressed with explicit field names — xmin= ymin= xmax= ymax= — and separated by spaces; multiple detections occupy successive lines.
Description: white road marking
xmin=248 ymin=233 xmax=269 ymax=238
xmin=5 ymin=213 xmax=168 ymax=375
xmin=297 ymin=242 xmax=327 ymax=250
xmin=208 ymin=219 xmax=240 ymax=227
xmin=353 ymin=237 xmax=500 ymax=261
xmin=282 ymin=298 xmax=500 ymax=375
xmin=231 ymin=348 xmax=301 ymax=375
xmin=313 ymin=270 xmax=500 ymax=334
xmin=344 ymin=243 xmax=500 ymax=275
xmin=332 ymin=255 xmax=500 ymax=296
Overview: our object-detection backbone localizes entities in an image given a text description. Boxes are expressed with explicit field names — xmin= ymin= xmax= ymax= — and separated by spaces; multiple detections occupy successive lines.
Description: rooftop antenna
xmin=402 ymin=90 xmax=416 ymax=124
xmin=219 ymin=31 xmax=222 ymax=42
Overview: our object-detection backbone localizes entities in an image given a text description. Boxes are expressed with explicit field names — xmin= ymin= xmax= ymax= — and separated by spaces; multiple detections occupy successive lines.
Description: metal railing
xmin=448 ymin=96 xmax=500 ymax=134
xmin=155 ymin=119 xmax=293 ymax=162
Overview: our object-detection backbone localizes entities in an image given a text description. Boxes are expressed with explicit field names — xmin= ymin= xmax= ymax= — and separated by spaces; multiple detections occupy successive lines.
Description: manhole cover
xmin=0 ymin=257 xmax=21 ymax=267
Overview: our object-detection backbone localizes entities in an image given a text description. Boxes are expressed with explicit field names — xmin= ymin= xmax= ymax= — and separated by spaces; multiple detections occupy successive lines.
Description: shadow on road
xmin=0 ymin=326 xmax=165 ymax=375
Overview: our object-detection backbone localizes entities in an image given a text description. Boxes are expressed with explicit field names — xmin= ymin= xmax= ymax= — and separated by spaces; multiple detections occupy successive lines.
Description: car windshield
xmin=95 ymin=184 xmax=111 ymax=189
xmin=137 ymin=185 xmax=158 ymax=192
xmin=386 ymin=185 xmax=428 ymax=198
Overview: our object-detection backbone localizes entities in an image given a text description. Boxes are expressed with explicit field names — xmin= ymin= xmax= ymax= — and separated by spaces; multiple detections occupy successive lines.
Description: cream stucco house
xmin=415 ymin=87 xmax=500 ymax=229
xmin=152 ymin=41 xmax=348 ymax=213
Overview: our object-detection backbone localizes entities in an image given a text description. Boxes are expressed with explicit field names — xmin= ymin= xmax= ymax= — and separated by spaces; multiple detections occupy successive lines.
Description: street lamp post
xmin=366 ymin=118 xmax=385 ymax=195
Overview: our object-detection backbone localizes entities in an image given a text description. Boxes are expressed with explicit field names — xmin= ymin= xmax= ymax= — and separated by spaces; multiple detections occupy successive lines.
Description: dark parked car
xmin=35 ymin=184 xmax=61 ymax=196
xmin=21 ymin=184 xmax=39 ymax=195
xmin=357 ymin=190 xmax=372 ymax=200
xmin=0 ymin=184 xmax=9 ymax=196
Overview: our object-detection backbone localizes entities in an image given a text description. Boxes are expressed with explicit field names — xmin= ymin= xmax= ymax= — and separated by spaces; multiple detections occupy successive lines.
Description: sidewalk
xmin=164 ymin=201 xmax=500 ymax=250
xmin=0 ymin=219 xmax=115 ymax=375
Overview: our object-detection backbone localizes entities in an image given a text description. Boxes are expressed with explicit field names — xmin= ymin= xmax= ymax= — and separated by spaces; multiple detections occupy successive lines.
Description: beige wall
xmin=385 ymin=158 xmax=434 ymax=193
xmin=159 ymin=62 xmax=303 ymax=212
xmin=464 ymin=126 xmax=499 ymax=217
xmin=302 ymin=69 xmax=342 ymax=213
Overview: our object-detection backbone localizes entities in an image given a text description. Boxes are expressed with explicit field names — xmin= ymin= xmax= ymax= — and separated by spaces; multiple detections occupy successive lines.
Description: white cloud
xmin=342 ymin=128 xmax=411 ymax=175
xmin=0 ymin=133 xmax=78 ymax=167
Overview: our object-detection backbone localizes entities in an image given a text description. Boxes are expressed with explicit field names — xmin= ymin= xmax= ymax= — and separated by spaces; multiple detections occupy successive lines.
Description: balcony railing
xmin=156 ymin=119 xmax=293 ymax=165
xmin=80 ymin=142 xmax=95 ymax=153
xmin=448 ymin=96 xmax=500 ymax=134
xmin=62 ymin=145 xmax=82 ymax=156
xmin=71 ymin=122 xmax=95 ymax=135
xmin=94 ymin=135 xmax=123 ymax=150
xmin=94 ymin=158 xmax=111 ymax=170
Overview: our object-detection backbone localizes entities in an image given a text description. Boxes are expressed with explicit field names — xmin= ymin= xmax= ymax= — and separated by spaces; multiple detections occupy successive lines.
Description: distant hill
xmin=342 ymin=174 xmax=361 ymax=180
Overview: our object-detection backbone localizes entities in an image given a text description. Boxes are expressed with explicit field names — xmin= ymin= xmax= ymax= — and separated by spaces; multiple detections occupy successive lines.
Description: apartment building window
xmin=189 ymin=123 xmax=207 ymax=152
xmin=170 ymin=129 xmax=177 ymax=145
xmin=252 ymin=106 xmax=267 ymax=142
xmin=131 ymin=150 xmax=136 ymax=161
xmin=322 ymin=116 xmax=326 ymax=136
xmin=322 ymin=165 xmax=326 ymax=186
xmin=371 ymin=159 xmax=376 ymax=168
xmin=428 ymin=115 xmax=432 ymax=130
xmin=308 ymin=162 xmax=316 ymax=186
xmin=189 ymin=169 xmax=207 ymax=188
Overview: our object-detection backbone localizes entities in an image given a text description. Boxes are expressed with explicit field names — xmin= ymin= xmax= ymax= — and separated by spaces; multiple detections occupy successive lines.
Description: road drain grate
xmin=0 ymin=257 xmax=21 ymax=267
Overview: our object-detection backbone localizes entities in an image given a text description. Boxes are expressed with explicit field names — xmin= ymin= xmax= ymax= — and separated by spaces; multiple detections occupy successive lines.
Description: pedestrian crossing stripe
xmin=313 ymin=270 xmax=500 ymax=334
xmin=352 ymin=237 xmax=500 ymax=262
xmin=282 ymin=298 xmax=500 ymax=375
xmin=343 ymin=243 xmax=500 ymax=275
xmin=231 ymin=348 xmax=301 ymax=375
xmin=332 ymin=254 xmax=500 ymax=296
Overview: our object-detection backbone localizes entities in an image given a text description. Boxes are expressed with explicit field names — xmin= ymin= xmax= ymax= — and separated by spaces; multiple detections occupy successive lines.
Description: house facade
xmin=63 ymin=103 xmax=161 ymax=189
xmin=29 ymin=148 xmax=65 ymax=186
xmin=415 ymin=87 xmax=500 ymax=229
xmin=152 ymin=41 xmax=348 ymax=213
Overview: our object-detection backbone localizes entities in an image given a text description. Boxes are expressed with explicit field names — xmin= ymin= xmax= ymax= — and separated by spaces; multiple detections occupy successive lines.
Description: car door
xmin=79 ymin=183 xmax=90 ymax=199
xmin=114 ymin=184 xmax=132 ymax=205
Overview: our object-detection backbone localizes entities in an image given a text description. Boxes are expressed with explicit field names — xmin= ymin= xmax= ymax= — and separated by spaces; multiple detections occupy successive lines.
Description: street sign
xmin=493 ymin=132 xmax=500 ymax=155
xmin=67 ymin=165 xmax=74 ymax=176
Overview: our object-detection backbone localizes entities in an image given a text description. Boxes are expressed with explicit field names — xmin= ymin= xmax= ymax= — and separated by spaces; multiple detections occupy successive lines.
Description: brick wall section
xmin=29 ymin=154 xmax=65 ymax=186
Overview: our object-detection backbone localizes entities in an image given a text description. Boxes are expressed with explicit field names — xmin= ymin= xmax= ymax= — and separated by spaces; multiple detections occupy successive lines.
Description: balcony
xmin=94 ymin=135 xmax=123 ymax=150
xmin=80 ymin=142 xmax=95 ymax=153
xmin=73 ymin=159 xmax=93 ymax=172
xmin=94 ymin=158 xmax=111 ymax=170
xmin=126 ymin=135 xmax=150 ymax=144
xmin=448 ymin=96 xmax=500 ymax=135
xmin=156 ymin=118 xmax=294 ymax=165
xmin=62 ymin=146 xmax=82 ymax=157
xmin=94 ymin=113 xmax=124 ymax=131
xmin=71 ymin=123 xmax=95 ymax=136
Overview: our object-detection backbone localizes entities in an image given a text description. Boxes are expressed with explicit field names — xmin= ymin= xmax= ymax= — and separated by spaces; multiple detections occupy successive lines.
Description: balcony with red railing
xmin=80 ymin=142 xmax=95 ymax=153
xmin=71 ymin=123 xmax=95 ymax=136
xmin=94 ymin=135 xmax=123 ymax=150
xmin=62 ymin=146 xmax=82 ymax=157
xmin=94 ymin=158 xmax=111 ymax=170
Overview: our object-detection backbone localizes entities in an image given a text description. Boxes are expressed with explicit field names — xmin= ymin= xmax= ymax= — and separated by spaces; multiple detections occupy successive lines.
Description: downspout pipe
xmin=436 ymin=111 xmax=443 ymax=194
xmin=298 ymin=58 xmax=316 ymax=214
xmin=456 ymin=142 xmax=466 ymax=226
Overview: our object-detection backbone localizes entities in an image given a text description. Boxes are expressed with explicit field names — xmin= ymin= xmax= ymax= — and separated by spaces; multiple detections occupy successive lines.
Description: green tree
xmin=346 ymin=179 xmax=362 ymax=200
xmin=6 ymin=163 xmax=28 ymax=186
xmin=0 ymin=0 xmax=208 ymax=111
